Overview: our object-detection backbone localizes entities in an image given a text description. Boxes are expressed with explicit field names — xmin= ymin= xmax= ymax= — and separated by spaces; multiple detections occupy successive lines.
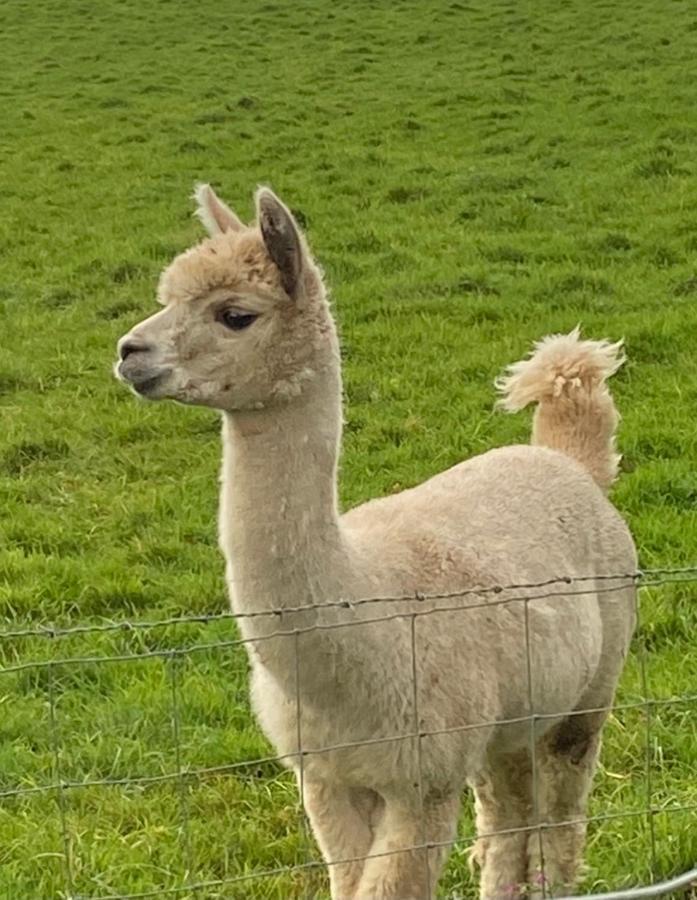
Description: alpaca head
xmin=116 ymin=185 xmax=337 ymax=411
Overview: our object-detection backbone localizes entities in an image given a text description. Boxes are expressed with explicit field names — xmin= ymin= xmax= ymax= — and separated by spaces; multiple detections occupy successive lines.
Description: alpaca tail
xmin=495 ymin=327 xmax=625 ymax=492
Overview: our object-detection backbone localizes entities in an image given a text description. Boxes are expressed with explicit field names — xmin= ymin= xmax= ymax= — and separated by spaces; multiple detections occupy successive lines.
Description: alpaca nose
xmin=119 ymin=338 xmax=151 ymax=361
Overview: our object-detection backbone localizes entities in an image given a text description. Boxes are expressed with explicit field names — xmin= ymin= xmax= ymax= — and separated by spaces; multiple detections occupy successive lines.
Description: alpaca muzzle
xmin=115 ymin=335 xmax=171 ymax=398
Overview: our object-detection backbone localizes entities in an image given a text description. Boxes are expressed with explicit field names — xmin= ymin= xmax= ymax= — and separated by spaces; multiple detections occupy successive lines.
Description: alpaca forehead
xmin=158 ymin=231 xmax=281 ymax=305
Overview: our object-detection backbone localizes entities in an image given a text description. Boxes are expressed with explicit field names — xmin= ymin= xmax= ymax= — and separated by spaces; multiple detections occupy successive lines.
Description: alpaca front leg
xmin=354 ymin=794 xmax=460 ymax=899
xmin=302 ymin=779 xmax=378 ymax=899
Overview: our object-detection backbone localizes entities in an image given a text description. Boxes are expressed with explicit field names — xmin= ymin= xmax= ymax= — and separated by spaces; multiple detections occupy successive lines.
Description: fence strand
xmin=83 ymin=808 xmax=697 ymax=900
xmin=2 ymin=565 xmax=695 ymax=643
xmin=0 ymin=580 xmax=645 ymax=677
xmin=1 ymin=692 xmax=695 ymax=803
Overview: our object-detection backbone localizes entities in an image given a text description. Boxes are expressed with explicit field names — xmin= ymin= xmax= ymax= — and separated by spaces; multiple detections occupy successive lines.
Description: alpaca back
xmin=316 ymin=444 xmax=637 ymax=782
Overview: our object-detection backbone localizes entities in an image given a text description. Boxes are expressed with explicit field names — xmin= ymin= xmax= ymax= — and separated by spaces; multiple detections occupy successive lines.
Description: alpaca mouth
xmin=130 ymin=373 xmax=168 ymax=397
xmin=116 ymin=362 xmax=171 ymax=398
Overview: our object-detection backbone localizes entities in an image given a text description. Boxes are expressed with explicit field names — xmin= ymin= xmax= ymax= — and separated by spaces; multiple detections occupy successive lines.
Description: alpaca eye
xmin=220 ymin=310 xmax=259 ymax=331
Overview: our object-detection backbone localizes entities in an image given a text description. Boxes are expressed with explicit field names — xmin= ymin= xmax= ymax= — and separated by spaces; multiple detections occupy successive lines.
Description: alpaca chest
xmin=245 ymin=639 xmax=416 ymax=770
xmin=248 ymin=659 xmax=417 ymax=786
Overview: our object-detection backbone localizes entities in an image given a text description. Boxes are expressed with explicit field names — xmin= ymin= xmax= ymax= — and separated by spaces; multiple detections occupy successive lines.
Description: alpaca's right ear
xmin=193 ymin=183 xmax=244 ymax=235
xmin=255 ymin=187 xmax=304 ymax=298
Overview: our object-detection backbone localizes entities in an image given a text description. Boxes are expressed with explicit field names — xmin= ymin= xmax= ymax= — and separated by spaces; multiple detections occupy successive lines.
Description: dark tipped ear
xmin=193 ymin=183 xmax=244 ymax=235
xmin=255 ymin=187 xmax=303 ymax=298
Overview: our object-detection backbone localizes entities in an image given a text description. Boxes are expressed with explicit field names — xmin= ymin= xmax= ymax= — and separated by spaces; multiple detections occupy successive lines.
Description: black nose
xmin=119 ymin=338 xmax=150 ymax=361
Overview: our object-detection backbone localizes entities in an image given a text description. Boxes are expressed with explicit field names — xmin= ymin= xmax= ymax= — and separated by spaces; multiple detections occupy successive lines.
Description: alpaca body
xmin=223 ymin=426 xmax=635 ymax=796
xmin=116 ymin=184 xmax=636 ymax=898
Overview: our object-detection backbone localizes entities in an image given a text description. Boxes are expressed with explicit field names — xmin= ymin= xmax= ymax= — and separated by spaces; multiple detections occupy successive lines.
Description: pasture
xmin=1 ymin=0 xmax=696 ymax=896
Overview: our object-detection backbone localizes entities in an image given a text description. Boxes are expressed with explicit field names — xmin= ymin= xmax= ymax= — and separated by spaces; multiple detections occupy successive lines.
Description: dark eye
xmin=220 ymin=310 xmax=259 ymax=331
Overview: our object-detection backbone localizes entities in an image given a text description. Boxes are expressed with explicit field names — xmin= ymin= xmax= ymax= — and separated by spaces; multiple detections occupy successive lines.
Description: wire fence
xmin=1 ymin=566 xmax=696 ymax=899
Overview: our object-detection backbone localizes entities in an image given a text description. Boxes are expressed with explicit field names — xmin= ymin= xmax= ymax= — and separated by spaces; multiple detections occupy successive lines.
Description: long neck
xmin=220 ymin=365 xmax=347 ymax=630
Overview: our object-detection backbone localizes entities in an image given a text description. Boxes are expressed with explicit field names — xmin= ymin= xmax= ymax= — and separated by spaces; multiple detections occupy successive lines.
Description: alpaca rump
xmin=116 ymin=184 xmax=636 ymax=900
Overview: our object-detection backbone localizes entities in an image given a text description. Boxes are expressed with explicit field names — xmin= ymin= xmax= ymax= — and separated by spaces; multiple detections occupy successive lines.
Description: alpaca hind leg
xmin=354 ymin=793 xmax=461 ymax=899
xmin=302 ymin=779 xmax=379 ymax=899
xmin=470 ymin=749 xmax=533 ymax=900
xmin=526 ymin=714 xmax=604 ymax=898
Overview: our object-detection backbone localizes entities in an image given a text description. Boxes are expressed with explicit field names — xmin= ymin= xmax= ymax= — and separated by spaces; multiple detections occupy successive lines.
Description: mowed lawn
xmin=1 ymin=0 xmax=697 ymax=896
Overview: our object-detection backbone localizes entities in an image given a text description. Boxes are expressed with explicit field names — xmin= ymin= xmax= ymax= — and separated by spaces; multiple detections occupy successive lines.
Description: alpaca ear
xmin=193 ymin=183 xmax=244 ymax=235
xmin=255 ymin=187 xmax=303 ymax=298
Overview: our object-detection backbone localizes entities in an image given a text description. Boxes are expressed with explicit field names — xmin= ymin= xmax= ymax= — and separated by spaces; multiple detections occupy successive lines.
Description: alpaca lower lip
xmin=115 ymin=356 xmax=171 ymax=397
xmin=132 ymin=375 xmax=163 ymax=395
xmin=128 ymin=371 xmax=169 ymax=397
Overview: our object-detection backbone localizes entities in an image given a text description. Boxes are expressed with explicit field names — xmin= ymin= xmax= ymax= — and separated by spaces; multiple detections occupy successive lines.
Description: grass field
xmin=1 ymin=0 xmax=697 ymax=896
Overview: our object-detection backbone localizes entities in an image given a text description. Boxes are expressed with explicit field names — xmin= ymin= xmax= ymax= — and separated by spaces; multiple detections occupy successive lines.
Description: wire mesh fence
xmin=1 ymin=567 xmax=696 ymax=899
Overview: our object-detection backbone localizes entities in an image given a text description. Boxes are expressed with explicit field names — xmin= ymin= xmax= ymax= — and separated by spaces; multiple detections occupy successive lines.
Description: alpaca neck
xmin=220 ymin=369 xmax=346 ymax=633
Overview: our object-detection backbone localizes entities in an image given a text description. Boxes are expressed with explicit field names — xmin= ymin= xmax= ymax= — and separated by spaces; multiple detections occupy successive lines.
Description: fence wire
xmin=1 ymin=566 xmax=696 ymax=899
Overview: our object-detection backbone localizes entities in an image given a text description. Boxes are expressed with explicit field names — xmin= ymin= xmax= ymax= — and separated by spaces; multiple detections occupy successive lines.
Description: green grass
xmin=1 ymin=0 xmax=697 ymax=896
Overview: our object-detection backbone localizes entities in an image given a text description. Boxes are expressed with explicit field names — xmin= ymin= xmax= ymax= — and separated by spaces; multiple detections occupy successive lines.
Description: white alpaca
xmin=115 ymin=184 xmax=636 ymax=900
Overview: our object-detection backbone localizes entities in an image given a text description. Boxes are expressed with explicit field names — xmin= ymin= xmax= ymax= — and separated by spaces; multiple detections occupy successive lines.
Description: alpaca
xmin=115 ymin=183 xmax=637 ymax=900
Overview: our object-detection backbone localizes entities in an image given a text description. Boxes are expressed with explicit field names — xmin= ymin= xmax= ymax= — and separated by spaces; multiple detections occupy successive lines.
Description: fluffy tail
xmin=495 ymin=327 xmax=625 ymax=491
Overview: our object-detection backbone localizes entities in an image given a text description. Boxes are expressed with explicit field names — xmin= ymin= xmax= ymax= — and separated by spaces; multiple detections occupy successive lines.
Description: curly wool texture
xmin=497 ymin=328 xmax=625 ymax=492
